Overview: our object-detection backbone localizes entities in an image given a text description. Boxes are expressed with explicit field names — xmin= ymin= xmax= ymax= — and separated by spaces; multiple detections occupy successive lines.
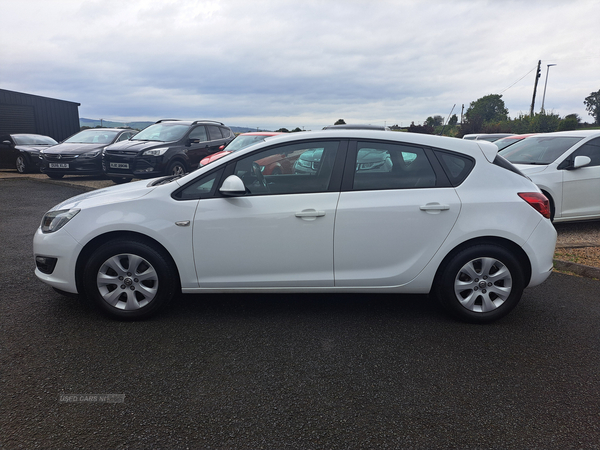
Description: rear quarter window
xmin=433 ymin=150 xmax=475 ymax=186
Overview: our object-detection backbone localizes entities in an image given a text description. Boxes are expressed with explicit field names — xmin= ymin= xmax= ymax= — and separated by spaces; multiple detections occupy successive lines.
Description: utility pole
xmin=529 ymin=60 xmax=541 ymax=117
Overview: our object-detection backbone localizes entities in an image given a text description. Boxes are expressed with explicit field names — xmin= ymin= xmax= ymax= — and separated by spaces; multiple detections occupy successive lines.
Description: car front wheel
xmin=433 ymin=244 xmax=525 ymax=323
xmin=167 ymin=160 xmax=187 ymax=177
xmin=83 ymin=239 xmax=178 ymax=320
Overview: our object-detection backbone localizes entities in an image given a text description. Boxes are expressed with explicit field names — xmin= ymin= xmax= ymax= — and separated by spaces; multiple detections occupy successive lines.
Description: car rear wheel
xmin=83 ymin=239 xmax=178 ymax=320
xmin=433 ymin=244 xmax=525 ymax=323
xmin=16 ymin=154 xmax=31 ymax=173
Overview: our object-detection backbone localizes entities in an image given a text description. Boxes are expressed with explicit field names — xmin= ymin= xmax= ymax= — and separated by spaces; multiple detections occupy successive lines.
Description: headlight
xmin=81 ymin=149 xmax=103 ymax=158
xmin=41 ymin=209 xmax=80 ymax=233
xmin=143 ymin=147 xmax=169 ymax=156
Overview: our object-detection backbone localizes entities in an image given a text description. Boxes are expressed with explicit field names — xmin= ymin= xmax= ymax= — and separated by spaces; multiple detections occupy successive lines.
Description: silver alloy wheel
xmin=170 ymin=164 xmax=185 ymax=176
xmin=16 ymin=155 xmax=26 ymax=173
xmin=96 ymin=253 xmax=159 ymax=310
xmin=453 ymin=257 xmax=513 ymax=313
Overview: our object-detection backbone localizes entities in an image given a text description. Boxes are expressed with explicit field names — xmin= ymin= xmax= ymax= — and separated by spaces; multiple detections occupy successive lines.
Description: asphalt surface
xmin=1 ymin=178 xmax=600 ymax=449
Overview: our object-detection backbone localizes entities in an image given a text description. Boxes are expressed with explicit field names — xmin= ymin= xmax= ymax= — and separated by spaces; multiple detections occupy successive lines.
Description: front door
xmin=192 ymin=140 xmax=342 ymax=287
xmin=561 ymin=138 xmax=600 ymax=218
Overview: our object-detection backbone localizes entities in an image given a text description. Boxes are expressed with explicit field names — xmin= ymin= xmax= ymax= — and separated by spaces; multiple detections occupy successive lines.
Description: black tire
xmin=83 ymin=239 xmax=178 ymax=320
xmin=47 ymin=173 xmax=64 ymax=179
xmin=167 ymin=160 xmax=187 ymax=177
xmin=110 ymin=177 xmax=132 ymax=184
xmin=16 ymin=153 xmax=31 ymax=173
xmin=433 ymin=244 xmax=525 ymax=324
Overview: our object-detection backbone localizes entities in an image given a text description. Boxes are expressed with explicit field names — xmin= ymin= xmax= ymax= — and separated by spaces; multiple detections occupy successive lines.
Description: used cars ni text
xmin=39 ymin=128 xmax=137 ymax=179
xmin=500 ymin=129 xmax=600 ymax=222
xmin=34 ymin=130 xmax=556 ymax=323
xmin=102 ymin=119 xmax=234 ymax=183
xmin=0 ymin=133 xmax=58 ymax=173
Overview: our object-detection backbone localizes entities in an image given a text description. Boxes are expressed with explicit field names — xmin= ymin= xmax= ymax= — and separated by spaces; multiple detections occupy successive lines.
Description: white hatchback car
xmin=34 ymin=130 xmax=557 ymax=323
xmin=499 ymin=130 xmax=600 ymax=222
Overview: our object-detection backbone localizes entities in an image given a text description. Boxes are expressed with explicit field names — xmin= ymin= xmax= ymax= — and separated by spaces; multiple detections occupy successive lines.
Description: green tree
xmin=275 ymin=128 xmax=290 ymax=133
xmin=425 ymin=115 xmax=443 ymax=127
xmin=557 ymin=114 xmax=580 ymax=131
xmin=334 ymin=119 xmax=346 ymax=125
xmin=448 ymin=114 xmax=458 ymax=126
xmin=584 ymin=89 xmax=600 ymax=124
xmin=463 ymin=94 xmax=509 ymax=133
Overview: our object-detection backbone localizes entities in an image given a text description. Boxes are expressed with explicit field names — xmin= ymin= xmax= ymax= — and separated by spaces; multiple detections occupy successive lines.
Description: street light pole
xmin=541 ymin=64 xmax=557 ymax=113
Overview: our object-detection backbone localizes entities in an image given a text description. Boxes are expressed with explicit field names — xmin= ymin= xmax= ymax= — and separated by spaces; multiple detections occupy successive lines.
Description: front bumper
xmin=33 ymin=227 xmax=82 ymax=294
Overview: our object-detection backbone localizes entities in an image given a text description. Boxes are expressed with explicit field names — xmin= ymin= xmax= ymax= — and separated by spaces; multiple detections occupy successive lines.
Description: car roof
xmin=528 ymin=129 xmax=600 ymax=138
xmin=196 ymin=129 xmax=498 ymax=167
xmin=238 ymin=132 xmax=283 ymax=136
xmin=322 ymin=124 xmax=390 ymax=130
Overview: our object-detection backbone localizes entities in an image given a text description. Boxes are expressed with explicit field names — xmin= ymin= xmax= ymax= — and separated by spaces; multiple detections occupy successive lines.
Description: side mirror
xmin=573 ymin=155 xmax=591 ymax=169
xmin=218 ymin=144 xmax=226 ymax=150
xmin=219 ymin=175 xmax=246 ymax=196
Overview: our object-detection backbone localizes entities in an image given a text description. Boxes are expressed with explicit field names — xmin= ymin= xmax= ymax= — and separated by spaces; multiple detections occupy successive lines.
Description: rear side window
xmin=351 ymin=142 xmax=436 ymax=190
xmin=220 ymin=127 xmax=232 ymax=138
xmin=207 ymin=125 xmax=223 ymax=140
xmin=433 ymin=150 xmax=475 ymax=186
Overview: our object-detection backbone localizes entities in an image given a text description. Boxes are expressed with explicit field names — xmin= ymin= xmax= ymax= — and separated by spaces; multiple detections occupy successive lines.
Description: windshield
xmin=64 ymin=129 xmax=120 ymax=144
xmin=494 ymin=137 xmax=523 ymax=151
xmin=226 ymin=135 xmax=268 ymax=152
xmin=132 ymin=123 xmax=189 ymax=142
xmin=499 ymin=136 xmax=584 ymax=165
xmin=12 ymin=134 xmax=57 ymax=145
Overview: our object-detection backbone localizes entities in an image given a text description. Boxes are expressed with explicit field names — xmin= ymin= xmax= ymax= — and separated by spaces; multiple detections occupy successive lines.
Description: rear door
xmin=185 ymin=125 xmax=209 ymax=167
xmin=334 ymin=140 xmax=461 ymax=287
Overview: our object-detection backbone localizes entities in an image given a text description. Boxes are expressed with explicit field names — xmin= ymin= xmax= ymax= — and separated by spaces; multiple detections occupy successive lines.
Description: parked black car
xmin=39 ymin=128 xmax=137 ymax=179
xmin=0 ymin=134 xmax=58 ymax=173
xmin=102 ymin=119 xmax=235 ymax=183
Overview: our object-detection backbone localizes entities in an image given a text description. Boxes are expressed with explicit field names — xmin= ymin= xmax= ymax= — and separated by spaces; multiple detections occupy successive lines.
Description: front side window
xmin=232 ymin=141 xmax=339 ymax=195
xmin=352 ymin=142 xmax=436 ymax=190
xmin=189 ymin=126 xmax=208 ymax=141
xmin=570 ymin=137 xmax=600 ymax=167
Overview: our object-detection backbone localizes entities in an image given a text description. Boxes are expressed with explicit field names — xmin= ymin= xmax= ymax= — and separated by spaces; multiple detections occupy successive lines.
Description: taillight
xmin=518 ymin=192 xmax=551 ymax=219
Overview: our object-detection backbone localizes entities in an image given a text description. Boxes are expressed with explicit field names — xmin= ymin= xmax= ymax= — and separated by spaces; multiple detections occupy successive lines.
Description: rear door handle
xmin=420 ymin=203 xmax=450 ymax=211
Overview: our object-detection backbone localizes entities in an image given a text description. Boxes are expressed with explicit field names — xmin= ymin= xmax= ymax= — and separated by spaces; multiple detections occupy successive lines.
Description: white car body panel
xmin=33 ymin=130 xmax=556 ymax=304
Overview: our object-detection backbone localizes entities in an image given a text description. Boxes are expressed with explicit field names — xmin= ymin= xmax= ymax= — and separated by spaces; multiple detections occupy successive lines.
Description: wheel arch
xmin=540 ymin=189 xmax=556 ymax=221
xmin=75 ymin=230 xmax=181 ymax=295
xmin=166 ymin=156 xmax=190 ymax=173
xmin=433 ymin=236 xmax=532 ymax=288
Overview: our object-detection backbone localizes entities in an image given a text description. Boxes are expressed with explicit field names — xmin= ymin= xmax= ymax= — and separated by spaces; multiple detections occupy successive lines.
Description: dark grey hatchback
xmin=39 ymin=128 xmax=137 ymax=179
xmin=102 ymin=119 xmax=235 ymax=183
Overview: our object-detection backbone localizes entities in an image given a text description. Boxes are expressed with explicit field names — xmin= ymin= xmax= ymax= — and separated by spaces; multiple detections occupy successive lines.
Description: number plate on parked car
xmin=110 ymin=163 xmax=129 ymax=169
xmin=49 ymin=163 xmax=69 ymax=168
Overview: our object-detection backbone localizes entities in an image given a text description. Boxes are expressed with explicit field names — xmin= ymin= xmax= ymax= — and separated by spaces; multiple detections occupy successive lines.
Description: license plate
xmin=110 ymin=162 xmax=129 ymax=169
xmin=49 ymin=163 xmax=69 ymax=168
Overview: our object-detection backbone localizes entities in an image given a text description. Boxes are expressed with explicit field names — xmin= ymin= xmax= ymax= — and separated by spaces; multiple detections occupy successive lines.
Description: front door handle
xmin=295 ymin=209 xmax=326 ymax=220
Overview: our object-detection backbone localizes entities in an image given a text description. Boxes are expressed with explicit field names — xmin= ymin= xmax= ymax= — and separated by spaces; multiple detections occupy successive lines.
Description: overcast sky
xmin=2 ymin=0 xmax=599 ymax=130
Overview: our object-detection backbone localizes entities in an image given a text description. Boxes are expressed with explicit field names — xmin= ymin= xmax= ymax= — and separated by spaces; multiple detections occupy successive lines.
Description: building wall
xmin=0 ymin=89 xmax=80 ymax=141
